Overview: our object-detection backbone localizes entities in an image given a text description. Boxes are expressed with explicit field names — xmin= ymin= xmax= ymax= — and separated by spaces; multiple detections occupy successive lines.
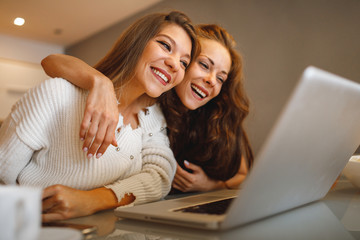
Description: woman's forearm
xmin=41 ymin=54 xmax=119 ymax=157
xmin=41 ymin=54 xmax=111 ymax=91
xmin=223 ymin=156 xmax=248 ymax=189
xmin=89 ymin=187 xmax=135 ymax=212
xmin=42 ymin=185 xmax=136 ymax=222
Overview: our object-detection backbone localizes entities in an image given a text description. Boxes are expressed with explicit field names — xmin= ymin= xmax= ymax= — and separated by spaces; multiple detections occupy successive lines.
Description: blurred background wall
xmin=66 ymin=0 xmax=360 ymax=154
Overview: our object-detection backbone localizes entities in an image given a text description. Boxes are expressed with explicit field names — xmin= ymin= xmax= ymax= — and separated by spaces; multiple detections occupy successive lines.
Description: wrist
xmin=208 ymin=180 xmax=226 ymax=190
xmin=88 ymin=187 xmax=119 ymax=213
xmin=90 ymin=72 xmax=113 ymax=91
xmin=89 ymin=188 xmax=136 ymax=212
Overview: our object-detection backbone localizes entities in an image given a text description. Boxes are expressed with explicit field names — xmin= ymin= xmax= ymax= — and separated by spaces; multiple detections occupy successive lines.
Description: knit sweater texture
xmin=0 ymin=78 xmax=176 ymax=205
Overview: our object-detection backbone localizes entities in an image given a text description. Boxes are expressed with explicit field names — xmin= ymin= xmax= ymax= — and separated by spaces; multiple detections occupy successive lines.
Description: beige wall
xmin=0 ymin=34 xmax=64 ymax=119
xmin=66 ymin=0 xmax=360 ymax=154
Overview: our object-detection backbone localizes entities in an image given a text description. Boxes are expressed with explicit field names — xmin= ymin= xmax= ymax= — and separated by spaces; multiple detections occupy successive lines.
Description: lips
xmin=191 ymin=83 xmax=208 ymax=99
xmin=151 ymin=67 xmax=171 ymax=86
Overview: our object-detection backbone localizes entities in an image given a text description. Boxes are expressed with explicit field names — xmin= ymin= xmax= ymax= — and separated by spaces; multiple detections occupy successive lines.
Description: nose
xmin=204 ymin=73 xmax=216 ymax=87
xmin=164 ymin=55 xmax=180 ymax=72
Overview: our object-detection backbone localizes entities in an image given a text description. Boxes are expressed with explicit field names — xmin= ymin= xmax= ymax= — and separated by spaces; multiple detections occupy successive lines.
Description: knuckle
xmin=101 ymin=113 xmax=111 ymax=121
xmin=94 ymin=136 xmax=103 ymax=143
xmin=85 ymin=106 xmax=94 ymax=115
xmin=110 ymin=118 xmax=118 ymax=124
xmin=87 ymin=129 xmax=97 ymax=136
xmin=102 ymin=138 xmax=111 ymax=145
xmin=80 ymin=122 xmax=88 ymax=129
xmin=53 ymin=184 xmax=63 ymax=192
xmin=60 ymin=211 xmax=72 ymax=220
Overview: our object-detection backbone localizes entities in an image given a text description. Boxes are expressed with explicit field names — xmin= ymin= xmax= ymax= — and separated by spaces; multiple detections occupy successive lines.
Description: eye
xmin=157 ymin=40 xmax=171 ymax=51
xmin=198 ymin=61 xmax=209 ymax=70
xmin=217 ymin=76 xmax=225 ymax=84
xmin=180 ymin=60 xmax=189 ymax=69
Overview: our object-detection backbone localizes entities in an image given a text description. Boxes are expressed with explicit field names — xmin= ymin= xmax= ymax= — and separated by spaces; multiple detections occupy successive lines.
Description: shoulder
xmin=40 ymin=77 xmax=80 ymax=93
xmin=11 ymin=77 xmax=85 ymax=125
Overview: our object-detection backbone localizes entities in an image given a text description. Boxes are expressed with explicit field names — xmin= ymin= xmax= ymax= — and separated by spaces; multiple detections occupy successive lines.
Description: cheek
xmin=211 ymin=85 xmax=222 ymax=98
xmin=174 ymin=71 xmax=185 ymax=85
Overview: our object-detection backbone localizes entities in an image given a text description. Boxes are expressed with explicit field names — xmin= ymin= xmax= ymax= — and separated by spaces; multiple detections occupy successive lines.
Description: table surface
xmin=60 ymin=174 xmax=360 ymax=240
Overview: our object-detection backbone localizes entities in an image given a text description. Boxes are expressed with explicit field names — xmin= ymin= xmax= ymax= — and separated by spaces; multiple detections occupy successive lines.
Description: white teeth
xmin=191 ymin=84 xmax=207 ymax=98
xmin=152 ymin=68 xmax=169 ymax=83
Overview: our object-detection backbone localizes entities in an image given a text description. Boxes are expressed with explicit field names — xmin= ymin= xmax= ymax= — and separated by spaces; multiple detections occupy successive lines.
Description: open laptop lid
xmin=222 ymin=66 xmax=360 ymax=228
xmin=115 ymin=66 xmax=360 ymax=230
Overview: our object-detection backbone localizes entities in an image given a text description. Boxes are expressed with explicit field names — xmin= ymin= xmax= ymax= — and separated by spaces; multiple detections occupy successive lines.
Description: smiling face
xmin=134 ymin=23 xmax=192 ymax=98
xmin=175 ymin=38 xmax=231 ymax=110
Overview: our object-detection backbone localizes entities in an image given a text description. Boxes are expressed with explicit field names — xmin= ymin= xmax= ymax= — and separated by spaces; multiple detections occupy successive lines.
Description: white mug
xmin=0 ymin=185 xmax=42 ymax=240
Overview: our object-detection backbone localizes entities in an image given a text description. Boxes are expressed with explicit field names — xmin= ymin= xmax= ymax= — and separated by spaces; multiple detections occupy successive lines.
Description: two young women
xmin=42 ymin=24 xmax=254 ymax=193
xmin=0 ymin=11 xmax=198 ymax=221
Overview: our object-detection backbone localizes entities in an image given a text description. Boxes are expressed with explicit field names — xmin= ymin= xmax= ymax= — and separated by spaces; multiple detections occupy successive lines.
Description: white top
xmin=0 ymin=78 xmax=176 ymax=205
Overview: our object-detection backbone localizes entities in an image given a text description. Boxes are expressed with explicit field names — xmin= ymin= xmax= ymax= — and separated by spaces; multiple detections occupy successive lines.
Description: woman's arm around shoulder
xmin=41 ymin=54 xmax=118 ymax=157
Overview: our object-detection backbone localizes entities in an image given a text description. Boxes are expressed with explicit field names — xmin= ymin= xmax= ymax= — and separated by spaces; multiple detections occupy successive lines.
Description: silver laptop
xmin=115 ymin=66 xmax=360 ymax=230
xmin=115 ymin=202 xmax=353 ymax=240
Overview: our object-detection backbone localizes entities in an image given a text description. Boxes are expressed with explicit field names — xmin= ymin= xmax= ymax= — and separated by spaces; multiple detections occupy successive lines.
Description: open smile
xmin=191 ymin=83 xmax=208 ymax=99
xmin=151 ymin=67 xmax=171 ymax=85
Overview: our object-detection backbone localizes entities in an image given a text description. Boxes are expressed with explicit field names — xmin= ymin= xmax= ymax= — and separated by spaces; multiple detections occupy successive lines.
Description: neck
xmin=116 ymin=81 xmax=156 ymax=126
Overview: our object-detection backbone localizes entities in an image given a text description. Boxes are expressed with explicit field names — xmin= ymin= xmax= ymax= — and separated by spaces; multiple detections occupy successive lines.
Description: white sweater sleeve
xmin=105 ymin=104 xmax=177 ymax=206
xmin=0 ymin=78 xmax=83 ymax=185
xmin=0 ymin=116 xmax=34 ymax=184
xmin=0 ymin=78 xmax=57 ymax=184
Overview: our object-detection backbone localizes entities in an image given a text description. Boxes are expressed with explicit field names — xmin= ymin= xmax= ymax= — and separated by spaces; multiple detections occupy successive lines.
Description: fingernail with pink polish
xmin=184 ymin=160 xmax=189 ymax=166
xmin=87 ymin=153 xmax=93 ymax=159
xmin=83 ymin=147 xmax=88 ymax=152
xmin=96 ymin=153 xmax=102 ymax=159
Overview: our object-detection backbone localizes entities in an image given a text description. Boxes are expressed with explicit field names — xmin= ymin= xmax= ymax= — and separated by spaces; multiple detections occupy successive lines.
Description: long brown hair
xmin=94 ymin=11 xmax=198 ymax=93
xmin=160 ymin=24 xmax=253 ymax=181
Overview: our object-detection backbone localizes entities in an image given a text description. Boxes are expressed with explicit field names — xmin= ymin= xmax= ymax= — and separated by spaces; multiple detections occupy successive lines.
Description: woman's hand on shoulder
xmin=41 ymin=54 xmax=118 ymax=158
xmin=82 ymin=77 xmax=119 ymax=159
xmin=172 ymin=161 xmax=222 ymax=192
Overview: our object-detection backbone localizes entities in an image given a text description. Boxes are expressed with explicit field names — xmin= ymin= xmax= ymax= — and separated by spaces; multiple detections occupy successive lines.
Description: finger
xmin=172 ymin=182 xmax=186 ymax=192
xmin=42 ymin=211 xmax=67 ymax=222
xmin=82 ymin=114 xmax=100 ymax=153
xmin=96 ymin=124 xmax=117 ymax=158
xmin=80 ymin=110 xmax=92 ymax=140
xmin=174 ymin=171 xmax=192 ymax=188
xmin=88 ymin=123 xmax=107 ymax=158
xmin=175 ymin=164 xmax=188 ymax=175
xmin=108 ymin=120 xmax=118 ymax=147
xmin=42 ymin=185 xmax=59 ymax=200
xmin=184 ymin=160 xmax=202 ymax=172
xmin=42 ymin=196 xmax=59 ymax=213
xmin=172 ymin=175 xmax=183 ymax=186
xmin=176 ymin=167 xmax=194 ymax=183
xmin=41 ymin=205 xmax=72 ymax=222
xmin=111 ymin=136 xmax=118 ymax=147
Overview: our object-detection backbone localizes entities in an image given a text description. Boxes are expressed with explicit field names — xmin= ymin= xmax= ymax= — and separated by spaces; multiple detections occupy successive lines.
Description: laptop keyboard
xmin=174 ymin=197 xmax=234 ymax=215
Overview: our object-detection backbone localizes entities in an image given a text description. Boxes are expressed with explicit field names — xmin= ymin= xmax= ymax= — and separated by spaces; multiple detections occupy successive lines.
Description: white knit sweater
xmin=0 ymin=78 xmax=176 ymax=205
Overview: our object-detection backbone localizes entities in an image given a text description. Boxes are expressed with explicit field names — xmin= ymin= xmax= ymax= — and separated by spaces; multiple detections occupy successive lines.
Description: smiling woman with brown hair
xmin=0 ymin=11 xmax=198 ymax=221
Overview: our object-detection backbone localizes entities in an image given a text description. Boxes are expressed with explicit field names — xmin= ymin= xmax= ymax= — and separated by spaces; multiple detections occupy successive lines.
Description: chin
xmin=146 ymin=87 xmax=165 ymax=98
xmin=183 ymin=102 xmax=199 ymax=110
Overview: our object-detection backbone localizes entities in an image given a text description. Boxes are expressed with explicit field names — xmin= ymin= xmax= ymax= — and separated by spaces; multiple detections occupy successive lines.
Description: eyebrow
xmin=204 ymin=55 xmax=228 ymax=76
xmin=157 ymin=33 xmax=191 ymax=60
